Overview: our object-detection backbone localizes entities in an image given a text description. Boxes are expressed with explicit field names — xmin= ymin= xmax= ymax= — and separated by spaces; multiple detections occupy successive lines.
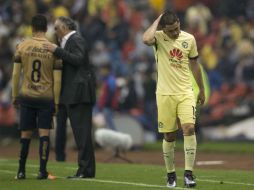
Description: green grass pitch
xmin=0 ymin=159 xmax=254 ymax=190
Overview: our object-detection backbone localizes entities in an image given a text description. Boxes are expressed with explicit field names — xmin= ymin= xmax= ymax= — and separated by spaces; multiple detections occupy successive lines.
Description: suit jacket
xmin=53 ymin=33 xmax=96 ymax=105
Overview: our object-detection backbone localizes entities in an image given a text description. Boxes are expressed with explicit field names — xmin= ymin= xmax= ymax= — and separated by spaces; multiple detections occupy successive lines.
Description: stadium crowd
xmin=0 ymin=0 xmax=254 ymax=139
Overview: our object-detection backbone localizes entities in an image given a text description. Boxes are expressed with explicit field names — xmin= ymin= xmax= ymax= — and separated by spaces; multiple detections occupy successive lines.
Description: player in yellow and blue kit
xmin=143 ymin=10 xmax=205 ymax=188
xmin=12 ymin=14 xmax=62 ymax=180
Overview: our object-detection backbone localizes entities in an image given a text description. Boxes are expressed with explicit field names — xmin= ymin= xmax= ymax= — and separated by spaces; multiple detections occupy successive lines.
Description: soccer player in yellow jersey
xmin=143 ymin=10 xmax=205 ymax=188
xmin=12 ymin=14 xmax=62 ymax=180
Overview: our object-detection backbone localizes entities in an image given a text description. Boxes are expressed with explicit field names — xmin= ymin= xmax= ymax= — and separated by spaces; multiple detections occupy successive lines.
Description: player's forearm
xmin=192 ymin=63 xmax=204 ymax=92
xmin=11 ymin=63 xmax=21 ymax=100
xmin=54 ymin=47 xmax=85 ymax=67
xmin=53 ymin=70 xmax=62 ymax=105
xmin=143 ymin=14 xmax=162 ymax=45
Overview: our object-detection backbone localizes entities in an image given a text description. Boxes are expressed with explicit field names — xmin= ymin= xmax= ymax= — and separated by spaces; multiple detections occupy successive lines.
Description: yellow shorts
xmin=156 ymin=94 xmax=196 ymax=133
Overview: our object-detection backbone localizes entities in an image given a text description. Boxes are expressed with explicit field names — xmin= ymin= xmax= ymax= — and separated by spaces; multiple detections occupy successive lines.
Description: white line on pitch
xmin=0 ymin=169 xmax=187 ymax=189
xmin=196 ymin=160 xmax=225 ymax=166
xmin=1 ymin=163 xmax=254 ymax=188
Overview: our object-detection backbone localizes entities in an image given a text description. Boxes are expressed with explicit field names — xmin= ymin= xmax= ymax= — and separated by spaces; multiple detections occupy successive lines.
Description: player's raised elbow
xmin=142 ymin=35 xmax=155 ymax=46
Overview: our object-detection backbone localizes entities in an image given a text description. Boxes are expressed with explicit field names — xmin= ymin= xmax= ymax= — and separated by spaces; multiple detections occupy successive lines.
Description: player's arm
xmin=189 ymin=59 xmax=205 ymax=105
xmin=43 ymin=37 xmax=87 ymax=67
xmin=53 ymin=59 xmax=62 ymax=113
xmin=11 ymin=55 xmax=22 ymax=107
xmin=143 ymin=14 xmax=163 ymax=46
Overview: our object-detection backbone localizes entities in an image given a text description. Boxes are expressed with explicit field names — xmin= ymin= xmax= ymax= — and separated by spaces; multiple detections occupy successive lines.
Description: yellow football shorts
xmin=156 ymin=94 xmax=196 ymax=133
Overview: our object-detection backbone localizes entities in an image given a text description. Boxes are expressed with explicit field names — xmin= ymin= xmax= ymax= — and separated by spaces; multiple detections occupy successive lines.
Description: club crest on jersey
xmin=182 ymin=41 xmax=188 ymax=48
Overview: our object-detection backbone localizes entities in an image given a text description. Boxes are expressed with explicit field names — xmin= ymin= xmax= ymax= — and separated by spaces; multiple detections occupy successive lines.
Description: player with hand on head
xmin=143 ymin=10 xmax=205 ymax=188
xmin=12 ymin=14 xmax=62 ymax=180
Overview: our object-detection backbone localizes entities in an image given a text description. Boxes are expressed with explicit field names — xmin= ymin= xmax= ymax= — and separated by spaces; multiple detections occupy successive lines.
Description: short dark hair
xmin=58 ymin=16 xmax=77 ymax=30
xmin=159 ymin=10 xmax=179 ymax=27
xmin=32 ymin=14 xmax=47 ymax=32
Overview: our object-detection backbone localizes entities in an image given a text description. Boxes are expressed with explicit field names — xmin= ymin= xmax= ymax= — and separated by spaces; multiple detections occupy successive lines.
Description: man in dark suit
xmin=44 ymin=16 xmax=96 ymax=178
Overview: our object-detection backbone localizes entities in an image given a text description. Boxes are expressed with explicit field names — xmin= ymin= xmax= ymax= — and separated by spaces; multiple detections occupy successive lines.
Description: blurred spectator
xmin=185 ymin=2 xmax=212 ymax=35
xmin=97 ymin=63 xmax=119 ymax=131
xmin=217 ymin=0 xmax=248 ymax=18
xmin=91 ymin=41 xmax=110 ymax=68
xmin=51 ymin=2 xmax=69 ymax=19
xmin=142 ymin=70 xmax=157 ymax=136
xmin=171 ymin=0 xmax=196 ymax=23
xmin=80 ymin=15 xmax=107 ymax=49
xmin=246 ymin=0 xmax=254 ymax=19
xmin=149 ymin=0 xmax=166 ymax=13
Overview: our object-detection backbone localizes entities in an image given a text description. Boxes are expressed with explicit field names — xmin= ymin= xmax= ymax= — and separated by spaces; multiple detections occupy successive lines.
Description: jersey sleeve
xmin=53 ymin=59 xmax=63 ymax=70
xmin=189 ymin=36 xmax=198 ymax=59
xmin=12 ymin=53 xmax=22 ymax=100
xmin=154 ymin=31 xmax=162 ymax=44
xmin=14 ymin=42 xmax=23 ymax=61
xmin=153 ymin=31 xmax=163 ymax=51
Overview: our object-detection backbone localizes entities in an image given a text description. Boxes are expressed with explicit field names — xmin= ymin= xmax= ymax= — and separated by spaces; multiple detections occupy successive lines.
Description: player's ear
xmin=177 ymin=18 xmax=180 ymax=24
xmin=62 ymin=24 xmax=68 ymax=31
xmin=177 ymin=21 xmax=180 ymax=27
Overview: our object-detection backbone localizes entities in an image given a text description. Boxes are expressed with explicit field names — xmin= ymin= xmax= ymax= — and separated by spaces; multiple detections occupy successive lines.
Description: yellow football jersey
xmin=13 ymin=37 xmax=62 ymax=100
xmin=153 ymin=30 xmax=198 ymax=95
